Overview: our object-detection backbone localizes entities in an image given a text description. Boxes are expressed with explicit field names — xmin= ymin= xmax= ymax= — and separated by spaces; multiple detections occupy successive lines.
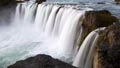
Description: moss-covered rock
xmin=80 ymin=10 xmax=118 ymax=47
xmin=94 ymin=23 xmax=120 ymax=68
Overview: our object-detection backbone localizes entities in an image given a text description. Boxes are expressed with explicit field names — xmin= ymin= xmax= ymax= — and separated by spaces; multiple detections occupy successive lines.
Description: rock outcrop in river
xmin=80 ymin=10 xmax=118 ymax=46
xmin=94 ymin=23 xmax=120 ymax=68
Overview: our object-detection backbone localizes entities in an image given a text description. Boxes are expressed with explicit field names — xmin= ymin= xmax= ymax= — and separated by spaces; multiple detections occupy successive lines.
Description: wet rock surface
xmin=8 ymin=54 xmax=76 ymax=68
xmin=94 ymin=23 xmax=120 ymax=68
xmin=80 ymin=10 xmax=118 ymax=46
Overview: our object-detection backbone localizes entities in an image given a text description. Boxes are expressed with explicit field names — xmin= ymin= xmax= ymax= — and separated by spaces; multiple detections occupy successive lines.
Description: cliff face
xmin=94 ymin=23 xmax=120 ymax=68
xmin=8 ymin=54 xmax=76 ymax=68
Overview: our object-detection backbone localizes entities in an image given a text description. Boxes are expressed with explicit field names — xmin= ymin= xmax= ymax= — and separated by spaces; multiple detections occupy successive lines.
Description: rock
xmin=80 ymin=10 xmax=118 ymax=46
xmin=94 ymin=23 xmax=120 ymax=68
xmin=0 ymin=0 xmax=16 ymax=6
xmin=8 ymin=54 xmax=76 ymax=68
xmin=36 ymin=0 xmax=46 ymax=4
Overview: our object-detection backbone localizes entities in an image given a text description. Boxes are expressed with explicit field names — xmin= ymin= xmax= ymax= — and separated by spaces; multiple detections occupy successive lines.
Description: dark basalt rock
xmin=36 ymin=0 xmax=46 ymax=4
xmin=94 ymin=23 xmax=120 ymax=68
xmin=8 ymin=54 xmax=76 ymax=68
xmin=80 ymin=10 xmax=118 ymax=46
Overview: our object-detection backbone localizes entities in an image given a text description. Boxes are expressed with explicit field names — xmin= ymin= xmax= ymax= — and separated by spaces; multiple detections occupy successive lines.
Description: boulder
xmin=8 ymin=54 xmax=76 ymax=68
xmin=94 ymin=23 xmax=120 ymax=68
xmin=80 ymin=10 xmax=118 ymax=46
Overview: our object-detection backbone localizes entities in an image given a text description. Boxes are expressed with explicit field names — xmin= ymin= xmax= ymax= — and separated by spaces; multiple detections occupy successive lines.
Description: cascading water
xmin=72 ymin=27 xmax=105 ymax=68
xmin=24 ymin=3 xmax=37 ymax=23
xmin=0 ymin=1 xmax=93 ymax=68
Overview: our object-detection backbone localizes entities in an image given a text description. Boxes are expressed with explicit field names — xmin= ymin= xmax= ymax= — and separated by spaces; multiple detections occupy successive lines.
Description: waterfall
xmin=0 ymin=2 xmax=93 ymax=68
xmin=13 ymin=2 xmax=37 ymax=25
xmin=72 ymin=27 xmax=105 ymax=68
xmin=34 ymin=4 xmax=46 ymax=29
xmin=52 ymin=7 xmax=64 ymax=36
xmin=24 ymin=3 xmax=37 ymax=23
xmin=14 ymin=3 xmax=21 ymax=23
xmin=44 ymin=5 xmax=60 ymax=35
xmin=0 ymin=0 xmax=109 ymax=68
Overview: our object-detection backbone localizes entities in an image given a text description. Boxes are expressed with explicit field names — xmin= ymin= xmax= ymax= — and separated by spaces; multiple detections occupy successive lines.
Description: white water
xmin=44 ymin=5 xmax=60 ymax=35
xmin=72 ymin=27 xmax=105 ymax=68
xmin=0 ymin=2 xmax=92 ymax=68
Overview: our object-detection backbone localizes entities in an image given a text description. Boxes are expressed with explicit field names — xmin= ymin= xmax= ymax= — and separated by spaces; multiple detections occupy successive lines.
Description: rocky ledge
xmin=94 ymin=23 xmax=120 ymax=68
xmin=8 ymin=54 xmax=76 ymax=68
